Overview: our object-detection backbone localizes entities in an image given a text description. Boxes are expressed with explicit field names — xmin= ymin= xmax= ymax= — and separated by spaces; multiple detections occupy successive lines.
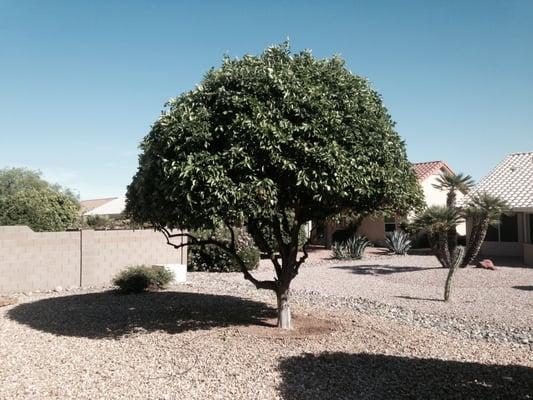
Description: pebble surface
xmin=0 ymin=253 xmax=531 ymax=399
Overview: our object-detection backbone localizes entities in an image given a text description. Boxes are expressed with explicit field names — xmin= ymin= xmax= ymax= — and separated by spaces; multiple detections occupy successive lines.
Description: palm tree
xmin=461 ymin=193 xmax=509 ymax=267
xmin=413 ymin=205 xmax=463 ymax=268
xmin=432 ymin=172 xmax=475 ymax=209
xmin=432 ymin=172 xmax=475 ymax=254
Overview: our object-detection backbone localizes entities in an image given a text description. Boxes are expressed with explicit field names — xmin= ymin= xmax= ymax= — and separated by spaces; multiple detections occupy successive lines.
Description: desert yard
xmin=1 ymin=251 xmax=532 ymax=399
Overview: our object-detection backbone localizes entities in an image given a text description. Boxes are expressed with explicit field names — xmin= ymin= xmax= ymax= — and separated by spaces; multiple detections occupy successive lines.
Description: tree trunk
xmin=276 ymin=287 xmax=292 ymax=329
xmin=447 ymin=228 xmax=457 ymax=256
xmin=434 ymin=232 xmax=451 ymax=268
xmin=444 ymin=246 xmax=465 ymax=301
xmin=461 ymin=219 xmax=489 ymax=268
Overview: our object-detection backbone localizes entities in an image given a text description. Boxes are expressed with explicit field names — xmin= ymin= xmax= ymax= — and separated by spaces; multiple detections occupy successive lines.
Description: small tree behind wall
xmin=126 ymin=43 xmax=423 ymax=329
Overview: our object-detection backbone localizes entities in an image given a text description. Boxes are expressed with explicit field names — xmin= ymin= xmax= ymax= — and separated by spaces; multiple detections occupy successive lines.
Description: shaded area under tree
xmin=8 ymin=291 xmax=276 ymax=339
xmin=278 ymin=352 xmax=533 ymax=399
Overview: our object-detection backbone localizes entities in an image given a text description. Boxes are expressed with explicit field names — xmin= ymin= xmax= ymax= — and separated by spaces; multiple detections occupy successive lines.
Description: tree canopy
xmin=127 ymin=44 xmax=422 ymax=228
xmin=126 ymin=43 xmax=423 ymax=328
xmin=0 ymin=168 xmax=80 ymax=231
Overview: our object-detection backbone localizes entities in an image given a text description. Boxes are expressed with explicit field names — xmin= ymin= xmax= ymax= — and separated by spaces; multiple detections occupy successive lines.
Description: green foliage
xmin=82 ymin=215 xmax=140 ymax=230
xmin=188 ymin=227 xmax=260 ymax=272
xmin=461 ymin=192 xmax=509 ymax=267
xmin=464 ymin=193 xmax=510 ymax=225
xmin=413 ymin=206 xmax=462 ymax=236
xmin=84 ymin=215 xmax=111 ymax=229
xmin=250 ymin=224 xmax=307 ymax=253
xmin=383 ymin=230 xmax=412 ymax=255
xmin=126 ymin=42 xmax=423 ymax=237
xmin=332 ymin=236 xmax=370 ymax=259
xmin=113 ymin=265 xmax=174 ymax=294
xmin=432 ymin=172 xmax=475 ymax=208
xmin=0 ymin=168 xmax=80 ymax=232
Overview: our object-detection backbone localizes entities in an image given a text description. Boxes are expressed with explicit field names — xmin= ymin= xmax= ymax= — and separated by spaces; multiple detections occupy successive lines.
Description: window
xmin=384 ymin=217 xmax=396 ymax=232
xmin=500 ymin=214 xmax=518 ymax=242
xmin=484 ymin=214 xmax=518 ymax=243
xmin=485 ymin=224 xmax=499 ymax=242
xmin=529 ymin=214 xmax=533 ymax=244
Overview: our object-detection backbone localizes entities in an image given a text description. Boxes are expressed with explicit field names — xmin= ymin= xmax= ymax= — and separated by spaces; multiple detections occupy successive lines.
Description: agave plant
xmin=332 ymin=236 xmax=370 ymax=260
xmin=383 ymin=230 xmax=412 ymax=255
xmin=461 ymin=192 xmax=509 ymax=267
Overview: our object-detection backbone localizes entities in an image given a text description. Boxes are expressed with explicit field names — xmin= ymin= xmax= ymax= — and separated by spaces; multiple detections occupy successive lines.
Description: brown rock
xmin=477 ymin=259 xmax=496 ymax=270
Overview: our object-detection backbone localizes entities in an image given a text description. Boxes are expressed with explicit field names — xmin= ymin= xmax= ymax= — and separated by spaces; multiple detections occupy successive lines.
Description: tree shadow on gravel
xmin=395 ymin=295 xmax=444 ymax=302
xmin=513 ymin=285 xmax=533 ymax=291
xmin=279 ymin=352 xmax=533 ymax=400
xmin=333 ymin=265 xmax=439 ymax=275
xmin=7 ymin=291 xmax=276 ymax=339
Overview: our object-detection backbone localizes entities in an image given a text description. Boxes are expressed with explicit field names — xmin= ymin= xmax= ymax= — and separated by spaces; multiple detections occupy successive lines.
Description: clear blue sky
xmin=1 ymin=1 xmax=532 ymax=199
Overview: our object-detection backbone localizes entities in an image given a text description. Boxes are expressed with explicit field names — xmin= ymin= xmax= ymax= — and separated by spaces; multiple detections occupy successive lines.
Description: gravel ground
xmin=190 ymin=251 xmax=533 ymax=345
xmin=1 ymin=253 xmax=532 ymax=399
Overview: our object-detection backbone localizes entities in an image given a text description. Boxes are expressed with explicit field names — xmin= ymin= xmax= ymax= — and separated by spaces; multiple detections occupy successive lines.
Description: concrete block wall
xmin=0 ymin=226 xmax=187 ymax=294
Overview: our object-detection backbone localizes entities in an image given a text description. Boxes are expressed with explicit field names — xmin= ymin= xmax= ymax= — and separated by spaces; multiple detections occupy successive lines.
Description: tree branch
xmin=294 ymin=223 xmax=317 ymax=273
xmin=247 ymin=219 xmax=283 ymax=278
xmin=159 ymin=226 xmax=276 ymax=291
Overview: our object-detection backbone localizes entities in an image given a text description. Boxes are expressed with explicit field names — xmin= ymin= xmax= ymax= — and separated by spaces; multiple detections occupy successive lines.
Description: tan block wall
xmin=0 ymin=226 xmax=80 ymax=293
xmin=0 ymin=226 xmax=187 ymax=294
xmin=81 ymin=229 xmax=186 ymax=287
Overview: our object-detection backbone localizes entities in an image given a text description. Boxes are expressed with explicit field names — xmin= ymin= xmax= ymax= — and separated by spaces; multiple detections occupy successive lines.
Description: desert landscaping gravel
xmin=1 ymin=252 xmax=532 ymax=399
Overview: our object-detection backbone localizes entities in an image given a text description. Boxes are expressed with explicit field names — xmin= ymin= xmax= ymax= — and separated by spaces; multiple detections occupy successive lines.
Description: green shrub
xmin=113 ymin=265 xmax=174 ymax=294
xmin=188 ymin=227 xmax=260 ymax=272
xmin=332 ymin=236 xmax=369 ymax=259
xmin=383 ymin=230 xmax=412 ymax=255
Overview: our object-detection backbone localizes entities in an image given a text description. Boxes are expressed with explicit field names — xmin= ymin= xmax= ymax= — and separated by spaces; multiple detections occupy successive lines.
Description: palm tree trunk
xmin=461 ymin=219 xmax=489 ymax=268
xmin=435 ymin=232 xmax=451 ymax=268
xmin=444 ymin=246 xmax=465 ymax=301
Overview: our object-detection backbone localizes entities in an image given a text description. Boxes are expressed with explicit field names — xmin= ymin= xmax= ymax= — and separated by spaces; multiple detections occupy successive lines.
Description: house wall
xmin=357 ymin=216 xmax=386 ymax=242
xmin=523 ymin=244 xmax=533 ymax=266
xmin=478 ymin=242 xmax=524 ymax=258
xmin=421 ymin=172 xmax=466 ymax=235
xmin=0 ymin=226 xmax=187 ymax=294
xmin=466 ymin=212 xmax=533 ymax=265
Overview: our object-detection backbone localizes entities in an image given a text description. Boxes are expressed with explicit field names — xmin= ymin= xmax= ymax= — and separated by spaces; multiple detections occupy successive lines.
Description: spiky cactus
xmin=444 ymin=246 xmax=465 ymax=301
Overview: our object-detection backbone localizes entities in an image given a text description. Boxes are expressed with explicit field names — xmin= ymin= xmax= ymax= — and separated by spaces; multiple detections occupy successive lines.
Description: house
xmin=80 ymin=197 xmax=129 ymax=229
xmin=465 ymin=152 xmax=533 ymax=266
xmin=81 ymin=197 xmax=126 ymax=218
xmin=79 ymin=197 xmax=118 ymax=215
xmin=313 ymin=160 xmax=466 ymax=247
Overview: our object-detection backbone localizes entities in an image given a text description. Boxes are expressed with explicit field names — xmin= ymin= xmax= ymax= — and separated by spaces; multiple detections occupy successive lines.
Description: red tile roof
xmin=412 ymin=161 xmax=454 ymax=181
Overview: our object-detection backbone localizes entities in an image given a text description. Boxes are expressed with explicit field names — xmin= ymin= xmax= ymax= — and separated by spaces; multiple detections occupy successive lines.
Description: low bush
xmin=383 ymin=230 xmax=412 ymax=255
xmin=188 ymin=226 xmax=260 ymax=272
xmin=113 ymin=265 xmax=174 ymax=294
xmin=332 ymin=236 xmax=369 ymax=259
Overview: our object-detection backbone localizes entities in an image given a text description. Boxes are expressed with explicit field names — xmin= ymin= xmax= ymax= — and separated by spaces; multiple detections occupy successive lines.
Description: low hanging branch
xmin=158 ymin=226 xmax=277 ymax=291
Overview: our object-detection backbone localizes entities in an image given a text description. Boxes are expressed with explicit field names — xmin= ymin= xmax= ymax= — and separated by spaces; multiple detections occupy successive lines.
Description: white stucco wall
xmin=421 ymin=171 xmax=466 ymax=235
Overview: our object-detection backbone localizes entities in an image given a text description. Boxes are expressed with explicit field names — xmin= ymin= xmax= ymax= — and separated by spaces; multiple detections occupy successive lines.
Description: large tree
xmin=0 ymin=168 xmax=80 ymax=231
xmin=126 ymin=44 xmax=423 ymax=329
